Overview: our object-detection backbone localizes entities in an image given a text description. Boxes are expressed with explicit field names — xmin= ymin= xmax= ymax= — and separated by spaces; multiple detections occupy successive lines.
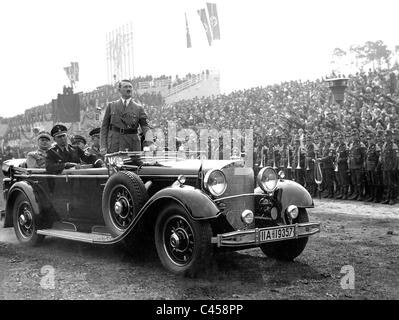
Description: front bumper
xmin=211 ymin=222 xmax=320 ymax=247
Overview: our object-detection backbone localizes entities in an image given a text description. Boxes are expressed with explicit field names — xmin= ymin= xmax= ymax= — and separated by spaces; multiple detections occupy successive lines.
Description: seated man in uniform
xmin=70 ymin=134 xmax=87 ymax=151
xmin=26 ymin=131 xmax=52 ymax=168
xmin=46 ymin=124 xmax=103 ymax=174
xmin=84 ymin=128 xmax=104 ymax=161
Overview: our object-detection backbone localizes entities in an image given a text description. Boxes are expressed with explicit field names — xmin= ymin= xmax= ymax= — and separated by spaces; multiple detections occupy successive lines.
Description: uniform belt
xmin=109 ymin=125 xmax=137 ymax=134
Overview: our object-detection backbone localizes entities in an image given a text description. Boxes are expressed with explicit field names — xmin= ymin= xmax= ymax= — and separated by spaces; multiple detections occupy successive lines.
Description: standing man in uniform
xmin=364 ymin=131 xmax=380 ymax=202
xmin=348 ymin=129 xmax=366 ymax=201
xmin=381 ymin=129 xmax=398 ymax=205
xmin=293 ymin=135 xmax=306 ymax=186
xmin=319 ymin=133 xmax=336 ymax=198
xmin=335 ymin=132 xmax=350 ymax=200
xmin=305 ymin=134 xmax=317 ymax=197
xmin=279 ymin=134 xmax=292 ymax=179
xmin=26 ymin=131 xmax=52 ymax=168
xmin=100 ymin=79 xmax=153 ymax=154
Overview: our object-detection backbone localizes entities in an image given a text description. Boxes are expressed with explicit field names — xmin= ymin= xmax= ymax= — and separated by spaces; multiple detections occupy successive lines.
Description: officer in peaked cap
xmin=85 ymin=128 xmax=104 ymax=161
xmin=46 ymin=124 xmax=102 ymax=174
xmin=26 ymin=131 xmax=52 ymax=168
xmin=70 ymin=134 xmax=87 ymax=150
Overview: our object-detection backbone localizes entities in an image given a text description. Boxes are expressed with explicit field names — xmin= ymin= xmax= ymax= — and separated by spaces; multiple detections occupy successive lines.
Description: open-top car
xmin=1 ymin=151 xmax=320 ymax=276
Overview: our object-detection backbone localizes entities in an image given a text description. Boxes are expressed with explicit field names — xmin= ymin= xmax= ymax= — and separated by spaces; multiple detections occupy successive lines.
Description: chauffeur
xmin=100 ymin=79 xmax=153 ymax=154
xmin=26 ymin=131 xmax=52 ymax=168
xmin=46 ymin=124 xmax=103 ymax=174
xmin=84 ymin=127 xmax=104 ymax=161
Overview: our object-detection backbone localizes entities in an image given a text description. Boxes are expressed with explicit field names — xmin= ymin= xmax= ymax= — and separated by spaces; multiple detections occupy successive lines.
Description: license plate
xmin=259 ymin=226 xmax=295 ymax=242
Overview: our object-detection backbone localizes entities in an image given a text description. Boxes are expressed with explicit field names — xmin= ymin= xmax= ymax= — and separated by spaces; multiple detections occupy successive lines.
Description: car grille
xmin=220 ymin=167 xmax=255 ymax=230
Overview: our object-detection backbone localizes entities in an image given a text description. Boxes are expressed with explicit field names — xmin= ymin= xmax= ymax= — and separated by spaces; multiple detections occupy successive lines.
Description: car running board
xmin=37 ymin=229 xmax=114 ymax=243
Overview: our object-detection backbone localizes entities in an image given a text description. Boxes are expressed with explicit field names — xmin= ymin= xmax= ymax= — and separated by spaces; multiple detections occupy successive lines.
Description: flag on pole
xmin=206 ymin=3 xmax=220 ymax=40
xmin=71 ymin=62 xmax=79 ymax=81
xmin=185 ymin=13 xmax=192 ymax=48
xmin=197 ymin=8 xmax=212 ymax=46
xmin=64 ymin=62 xmax=79 ymax=85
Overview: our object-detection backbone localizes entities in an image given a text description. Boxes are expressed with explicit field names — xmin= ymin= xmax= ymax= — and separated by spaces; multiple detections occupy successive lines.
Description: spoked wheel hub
xmin=17 ymin=203 xmax=34 ymax=238
xmin=163 ymin=215 xmax=195 ymax=266
xmin=109 ymin=185 xmax=135 ymax=229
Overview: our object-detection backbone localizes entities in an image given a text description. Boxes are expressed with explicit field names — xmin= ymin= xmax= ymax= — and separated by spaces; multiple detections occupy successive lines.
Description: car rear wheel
xmin=102 ymin=171 xmax=148 ymax=237
xmin=260 ymin=208 xmax=309 ymax=261
xmin=154 ymin=203 xmax=213 ymax=277
xmin=12 ymin=193 xmax=44 ymax=246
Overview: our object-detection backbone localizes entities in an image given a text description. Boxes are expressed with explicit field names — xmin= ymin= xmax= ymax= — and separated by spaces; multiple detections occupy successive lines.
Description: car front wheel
xmin=154 ymin=203 xmax=213 ymax=277
xmin=12 ymin=193 xmax=44 ymax=246
xmin=260 ymin=208 xmax=309 ymax=261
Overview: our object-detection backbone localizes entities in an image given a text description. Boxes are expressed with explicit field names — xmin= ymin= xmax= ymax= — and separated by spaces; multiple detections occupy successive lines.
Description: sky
xmin=0 ymin=0 xmax=399 ymax=118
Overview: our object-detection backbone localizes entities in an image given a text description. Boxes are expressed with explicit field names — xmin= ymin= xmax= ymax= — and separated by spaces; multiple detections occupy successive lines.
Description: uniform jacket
xmin=381 ymin=141 xmax=398 ymax=171
xmin=100 ymin=99 xmax=150 ymax=153
xmin=26 ymin=149 xmax=48 ymax=168
xmin=348 ymin=140 xmax=366 ymax=170
xmin=45 ymin=144 xmax=99 ymax=174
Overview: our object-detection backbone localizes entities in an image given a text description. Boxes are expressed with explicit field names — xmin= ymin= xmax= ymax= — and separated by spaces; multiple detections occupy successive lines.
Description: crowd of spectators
xmin=145 ymin=65 xmax=399 ymax=155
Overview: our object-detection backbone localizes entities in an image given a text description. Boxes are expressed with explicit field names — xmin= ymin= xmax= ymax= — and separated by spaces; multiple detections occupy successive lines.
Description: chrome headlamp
xmin=257 ymin=167 xmax=278 ymax=193
xmin=204 ymin=169 xmax=227 ymax=197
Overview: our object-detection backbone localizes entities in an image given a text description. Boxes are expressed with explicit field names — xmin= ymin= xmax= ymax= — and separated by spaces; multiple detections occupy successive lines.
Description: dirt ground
xmin=0 ymin=195 xmax=398 ymax=300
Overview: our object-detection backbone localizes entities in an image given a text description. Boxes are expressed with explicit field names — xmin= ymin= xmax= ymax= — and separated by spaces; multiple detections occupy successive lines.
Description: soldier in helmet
xmin=348 ymin=129 xmax=366 ymax=201
xmin=335 ymin=132 xmax=350 ymax=200
xmin=26 ymin=131 xmax=52 ymax=168
xmin=380 ymin=129 xmax=398 ymax=205
xmin=364 ymin=130 xmax=381 ymax=202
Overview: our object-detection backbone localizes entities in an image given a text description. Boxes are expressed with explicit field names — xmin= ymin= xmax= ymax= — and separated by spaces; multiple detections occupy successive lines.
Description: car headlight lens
xmin=257 ymin=167 xmax=278 ymax=193
xmin=204 ymin=169 xmax=227 ymax=196
xmin=287 ymin=205 xmax=299 ymax=219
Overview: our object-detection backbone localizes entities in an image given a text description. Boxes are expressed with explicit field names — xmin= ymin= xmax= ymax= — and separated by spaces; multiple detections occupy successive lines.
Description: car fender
xmin=141 ymin=186 xmax=221 ymax=220
xmin=4 ymin=181 xmax=46 ymax=228
xmin=255 ymin=179 xmax=314 ymax=214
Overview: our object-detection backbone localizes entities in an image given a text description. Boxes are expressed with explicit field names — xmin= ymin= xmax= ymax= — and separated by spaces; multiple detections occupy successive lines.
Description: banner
xmin=64 ymin=62 xmax=79 ymax=84
xmin=197 ymin=8 xmax=212 ymax=46
xmin=185 ymin=13 xmax=192 ymax=48
xmin=206 ymin=3 xmax=220 ymax=40
xmin=52 ymin=94 xmax=81 ymax=123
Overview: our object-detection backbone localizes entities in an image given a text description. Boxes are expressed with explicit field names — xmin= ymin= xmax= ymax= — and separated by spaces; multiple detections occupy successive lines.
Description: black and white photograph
xmin=0 ymin=0 xmax=398 ymax=304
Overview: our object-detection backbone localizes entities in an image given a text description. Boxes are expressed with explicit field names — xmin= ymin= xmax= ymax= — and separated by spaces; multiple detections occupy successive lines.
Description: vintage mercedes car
xmin=1 ymin=151 xmax=320 ymax=276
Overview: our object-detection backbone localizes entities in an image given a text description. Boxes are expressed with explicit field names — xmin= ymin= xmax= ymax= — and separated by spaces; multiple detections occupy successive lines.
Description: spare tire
xmin=102 ymin=171 xmax=148 ymax=237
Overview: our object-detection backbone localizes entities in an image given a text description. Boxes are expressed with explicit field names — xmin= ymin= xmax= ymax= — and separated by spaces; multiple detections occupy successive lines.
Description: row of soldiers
xmin=257 ymin=128 xmax=398 ymax=205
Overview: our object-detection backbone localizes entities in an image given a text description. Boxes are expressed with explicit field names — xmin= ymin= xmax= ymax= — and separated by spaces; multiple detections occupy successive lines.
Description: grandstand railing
xmin=165 ymin=75 xmax=204 ymax=97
